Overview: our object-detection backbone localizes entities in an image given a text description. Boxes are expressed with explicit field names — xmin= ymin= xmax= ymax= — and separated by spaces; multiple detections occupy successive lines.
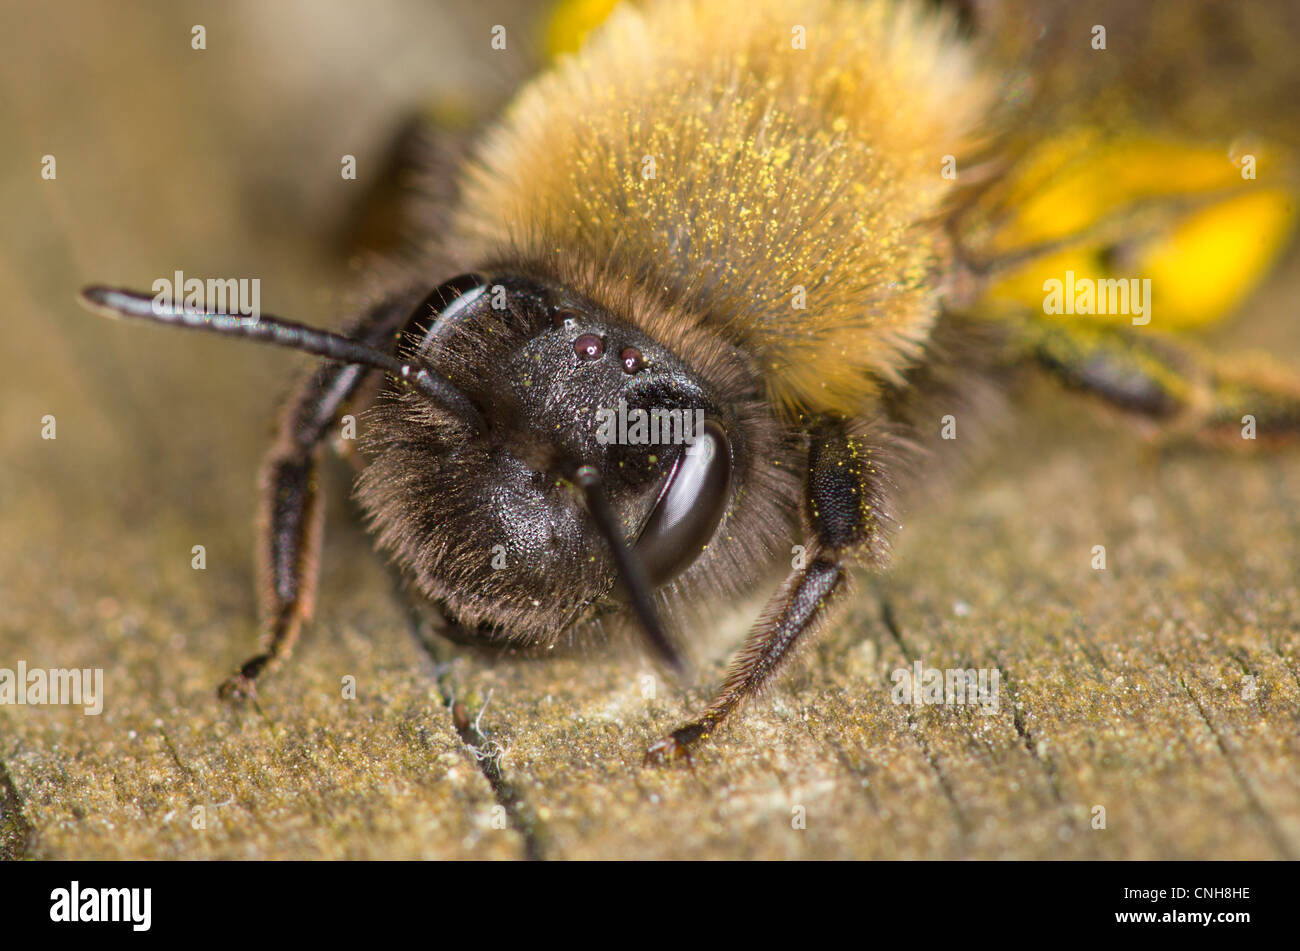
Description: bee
xmin=80 ymin=0 xmax=1300 ymax=763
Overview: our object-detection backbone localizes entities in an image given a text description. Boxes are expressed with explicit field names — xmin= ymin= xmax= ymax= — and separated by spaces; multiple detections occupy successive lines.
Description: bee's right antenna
xmin=574 ymin=463 xmax=687 ymax=678
xmin=78 ymin=285 xmax=485 ymax=434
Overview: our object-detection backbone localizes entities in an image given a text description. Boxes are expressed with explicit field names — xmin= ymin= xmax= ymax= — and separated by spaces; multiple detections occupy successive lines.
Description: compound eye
xmin=411 ymin=273 xmax=488 ymax=351
xmin=429 ymin=273 xmax=488 ymax=311
xmin=419 ymin=273 xmax=488 ymax=322
xmin=632 ymin=419 xmax=732 ymax=588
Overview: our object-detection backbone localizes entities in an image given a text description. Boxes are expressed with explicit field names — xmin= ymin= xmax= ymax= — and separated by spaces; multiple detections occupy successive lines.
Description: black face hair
xmin=77 ymin=283 xmax=686 ymax=674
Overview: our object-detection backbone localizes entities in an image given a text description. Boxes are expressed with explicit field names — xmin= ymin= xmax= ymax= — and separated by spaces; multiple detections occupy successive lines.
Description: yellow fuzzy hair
xmin=452 ymin=0 xmax=996 ymax=417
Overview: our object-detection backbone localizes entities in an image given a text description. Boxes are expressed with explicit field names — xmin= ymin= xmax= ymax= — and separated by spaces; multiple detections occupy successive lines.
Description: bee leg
xmin=1025 ymin=317 xmax=1300 ymax=445
xmin=1163 ymin=351 xmax=1300 ymax=447
xmin=218 ymin=290 xmax=421 ymax=700
xmin=645 ymin=417 xmax=892 ymax=764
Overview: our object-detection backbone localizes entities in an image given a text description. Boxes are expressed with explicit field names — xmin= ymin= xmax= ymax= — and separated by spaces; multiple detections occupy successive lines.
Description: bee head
xmin=356 ymin=274 xmax=740 ymax=660
xmin=79 ymin=272 xmax=754 ymax=669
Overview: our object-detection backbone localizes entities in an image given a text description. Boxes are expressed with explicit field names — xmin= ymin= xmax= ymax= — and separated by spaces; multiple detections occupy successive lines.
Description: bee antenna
xmin=79 ymin=285 xmax=484 ymax=434
xmin=573 ymin=463 xmax=687 ymax=678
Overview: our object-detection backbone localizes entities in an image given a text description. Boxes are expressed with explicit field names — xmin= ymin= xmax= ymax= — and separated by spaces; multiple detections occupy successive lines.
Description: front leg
xmin=218 ymin=289 xmax=422 ymax=699
xmin=645 ymin=416 xmax=897 ymax=763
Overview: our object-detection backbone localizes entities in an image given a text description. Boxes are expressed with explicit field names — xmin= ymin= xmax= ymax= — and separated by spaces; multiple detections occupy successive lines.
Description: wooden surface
xmin=3 ymin=1 xmax=1300 ymax=860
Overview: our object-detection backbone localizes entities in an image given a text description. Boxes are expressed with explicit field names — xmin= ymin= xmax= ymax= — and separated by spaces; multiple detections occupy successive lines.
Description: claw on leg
xmin=643 ymin=721 xmax=710 ymax=767
xmin=216 ymin=653 xmax=271 ymax=702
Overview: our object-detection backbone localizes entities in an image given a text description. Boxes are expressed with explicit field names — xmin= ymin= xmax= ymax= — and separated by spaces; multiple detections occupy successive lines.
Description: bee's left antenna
xmin=78 ymin=285 xmax=485 ymax=434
